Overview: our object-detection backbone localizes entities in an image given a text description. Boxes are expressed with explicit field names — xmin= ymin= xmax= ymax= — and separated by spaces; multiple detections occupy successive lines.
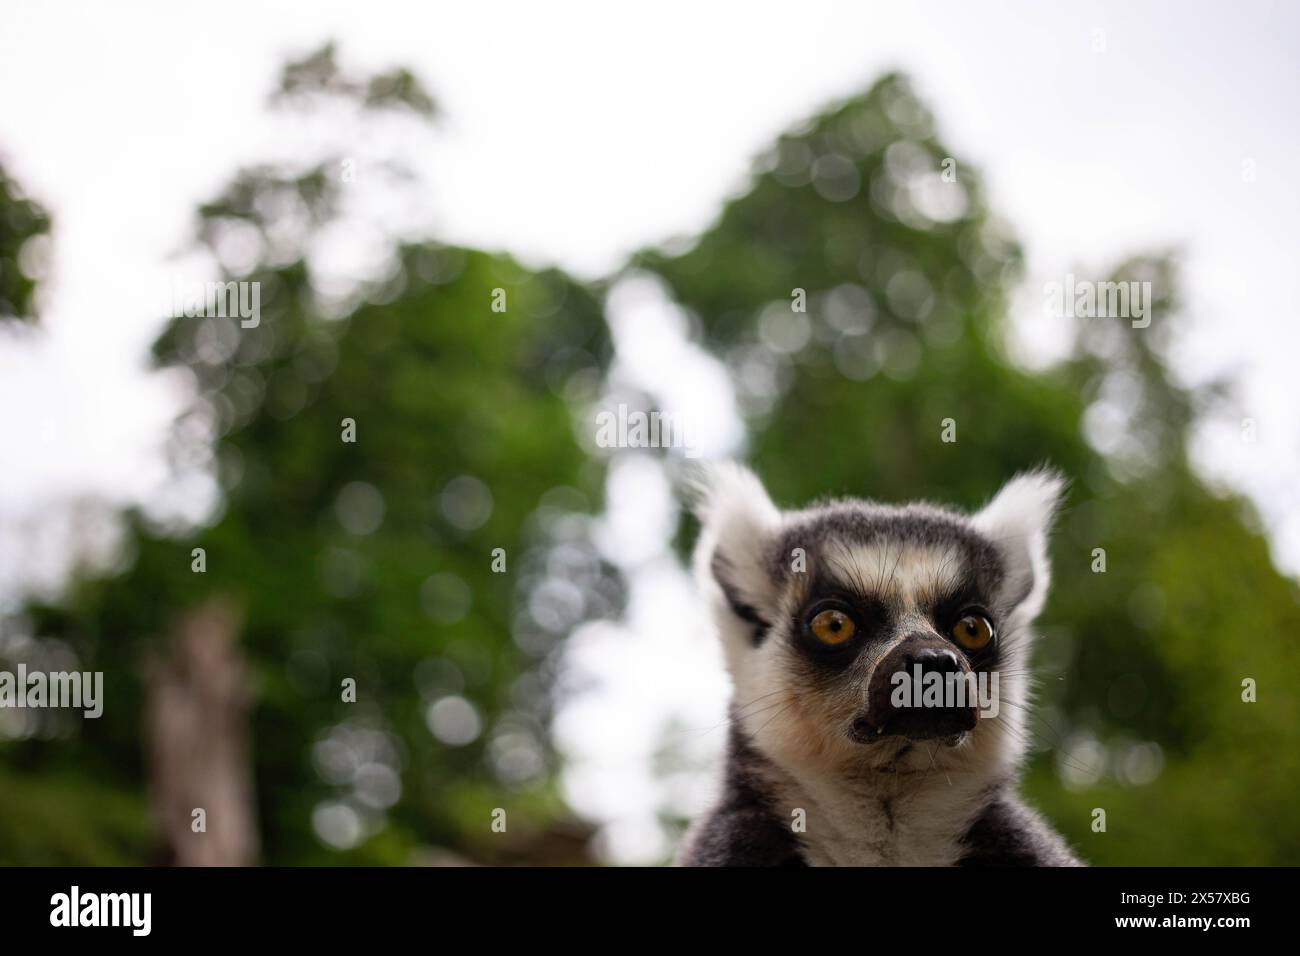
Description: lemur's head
xmin=692 ymin=464 xmax=1065 ymax=778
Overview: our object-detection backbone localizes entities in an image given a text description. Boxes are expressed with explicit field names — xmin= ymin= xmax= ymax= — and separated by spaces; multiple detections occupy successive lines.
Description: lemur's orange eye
xmin=810 ymin=609 xmax=856 ymax=645
xmin=952 ymin=614 xmax=994 ymax=651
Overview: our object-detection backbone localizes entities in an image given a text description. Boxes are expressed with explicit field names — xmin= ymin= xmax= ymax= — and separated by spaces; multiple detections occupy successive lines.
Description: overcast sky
xmin=1 ymin=0 xmax=1297 ymax=860
xmin=2 ymin=0 xmax=1297 ymax=566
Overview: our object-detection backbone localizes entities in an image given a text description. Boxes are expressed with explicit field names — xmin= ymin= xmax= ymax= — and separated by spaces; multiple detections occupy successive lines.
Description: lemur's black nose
xmin=901 ymin=642 xmax=963 ymax=677
xmin=856 ymin=633 xmax=979 ymax=742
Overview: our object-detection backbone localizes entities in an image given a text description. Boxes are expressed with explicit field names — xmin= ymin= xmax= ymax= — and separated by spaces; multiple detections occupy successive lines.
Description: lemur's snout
xmin=902 ymin=640 xmax=963 ymax=674
xmin=857 ymin=634 xmax=979 ymax=742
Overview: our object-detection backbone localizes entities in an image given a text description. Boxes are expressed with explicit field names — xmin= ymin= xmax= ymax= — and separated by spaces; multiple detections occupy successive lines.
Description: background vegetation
xmin=1 ymin=48 xmax=1296 ymax=865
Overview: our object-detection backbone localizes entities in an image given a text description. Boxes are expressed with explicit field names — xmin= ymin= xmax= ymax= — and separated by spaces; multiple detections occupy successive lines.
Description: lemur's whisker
xmin=736 ymin=697 xmax=796 ymax=723
xmin=731 ymin=689 xmax=785 ymax=714
xmin=987 ymin=698 xmax=1085 ymax=758
xmin=983 ymin=715 xmax=1100 ymax=777
xmin=751 ymin=700 xmax=797 ymax=739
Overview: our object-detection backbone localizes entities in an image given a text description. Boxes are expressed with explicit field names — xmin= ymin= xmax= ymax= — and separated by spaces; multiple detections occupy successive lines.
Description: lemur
xmin=678 ymin=464 xmax=1082 ymax=867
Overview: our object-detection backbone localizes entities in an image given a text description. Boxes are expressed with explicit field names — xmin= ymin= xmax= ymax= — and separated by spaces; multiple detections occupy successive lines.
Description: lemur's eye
xmin=952 ymin=613 xmax=994 ymax=651
xmin=810 ymin=609 xmax=856 ymax=645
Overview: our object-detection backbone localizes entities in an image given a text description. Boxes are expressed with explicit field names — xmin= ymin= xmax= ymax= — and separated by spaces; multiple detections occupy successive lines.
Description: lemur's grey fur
xmin=677 ymin=464 xmax=1082 ymax=867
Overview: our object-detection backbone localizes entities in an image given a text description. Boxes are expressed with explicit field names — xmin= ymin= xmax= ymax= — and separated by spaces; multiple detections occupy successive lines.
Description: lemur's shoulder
xmin=957 ymin=789 xmax=1084 ymax=866
xmin=676 ymin=728 xmax=805 ymax=867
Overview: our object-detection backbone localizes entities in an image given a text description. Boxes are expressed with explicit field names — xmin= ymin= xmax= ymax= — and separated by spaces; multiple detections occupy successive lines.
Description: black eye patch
xmin=791 ymin=585 xmax=890 ymax=669
xmin=929 ymin=585 xmax=1000 ymax=667
xmin=929 ymin=584 xmax=988 ymax=625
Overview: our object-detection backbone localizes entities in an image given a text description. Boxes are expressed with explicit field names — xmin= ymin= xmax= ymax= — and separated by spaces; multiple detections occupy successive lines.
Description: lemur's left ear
xmin=972 ymin=469 xmax=1066 ymax=619
xmin=689 ymin=462 xmax=783 ymax=643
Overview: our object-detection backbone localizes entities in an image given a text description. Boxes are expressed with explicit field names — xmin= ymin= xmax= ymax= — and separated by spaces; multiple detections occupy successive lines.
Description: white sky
xmin=1 ymin=0 xmax=1298 ymax=861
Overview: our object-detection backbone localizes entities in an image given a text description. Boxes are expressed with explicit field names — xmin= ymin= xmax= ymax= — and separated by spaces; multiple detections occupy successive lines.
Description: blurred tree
xmin=5 ymin=45 xmax=616 ymax=864
xmin=636 ymin=73 xmax=1300 ymax=864
xmin=0 ymin=157 xmax=51 ymax=321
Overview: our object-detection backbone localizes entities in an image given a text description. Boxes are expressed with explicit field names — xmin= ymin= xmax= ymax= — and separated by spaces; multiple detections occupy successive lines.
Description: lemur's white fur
xmin=971 ymin=469 xmax=1064 ymax=622
xmin=689 ymin=462 xmax=783 ymax=685
xmin=689 ymin=463 xmax=1067 ymax=866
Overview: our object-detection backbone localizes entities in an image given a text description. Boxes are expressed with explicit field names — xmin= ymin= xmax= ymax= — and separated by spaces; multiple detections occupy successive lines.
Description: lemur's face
xmin=693 ymin=465 xmax=1063 ymax=776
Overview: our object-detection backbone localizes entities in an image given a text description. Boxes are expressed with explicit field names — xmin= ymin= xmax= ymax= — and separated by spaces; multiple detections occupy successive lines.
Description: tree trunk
xmin=145 ymin=597 xmax=259 ymax=866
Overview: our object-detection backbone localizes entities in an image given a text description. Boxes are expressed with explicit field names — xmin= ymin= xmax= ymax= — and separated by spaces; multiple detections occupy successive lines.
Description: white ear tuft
xmin=971 ymin=469 xmax=1066 ymax=619
xmin=688 ymin=462 xmax=782 ymax=626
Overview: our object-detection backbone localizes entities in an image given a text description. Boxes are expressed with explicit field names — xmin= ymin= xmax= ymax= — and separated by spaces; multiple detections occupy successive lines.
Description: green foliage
xmin=128 ymin=245 xmax=612 ymax=862
xmin=0 ymin=158 xmax=51 ymax=321
xmin=0 ymin=768 xmax=153 ymax=865
xmin=640 ymin=73 xmax=1300 ymax=864
xmin=272 ymin=41 xmax=438 ymax=117
xmin=2 ymin=47 xmax=615 ymax=865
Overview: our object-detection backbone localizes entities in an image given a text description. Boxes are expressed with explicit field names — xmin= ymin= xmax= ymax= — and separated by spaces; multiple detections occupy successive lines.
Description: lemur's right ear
xmin=688 ymin=463 xmax=782 ymax=642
